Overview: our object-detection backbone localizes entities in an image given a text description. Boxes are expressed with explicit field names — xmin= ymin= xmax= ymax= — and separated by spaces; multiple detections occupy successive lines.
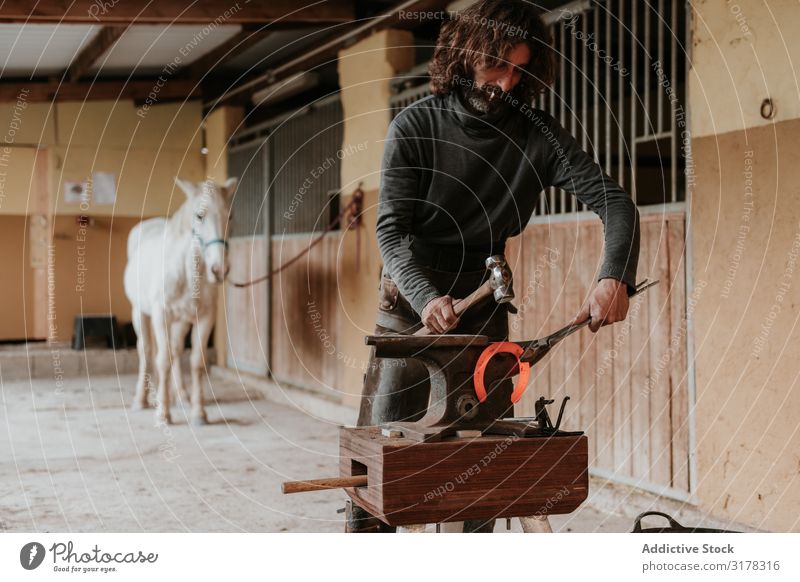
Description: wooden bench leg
xmin=519 ymin=515 xmax=553 ymax=533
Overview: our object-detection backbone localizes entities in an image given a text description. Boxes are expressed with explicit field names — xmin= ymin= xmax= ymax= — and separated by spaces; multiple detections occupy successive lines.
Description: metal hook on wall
xmin=760 ymin=97 xmax=775 ymax=120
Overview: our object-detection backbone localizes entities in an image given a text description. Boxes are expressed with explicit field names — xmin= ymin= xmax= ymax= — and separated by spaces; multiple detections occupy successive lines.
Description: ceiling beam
xmin=0 ymin=79 xmax=201 ymax=103
xmin=187 ymin=27 xmax=273 ymax=80
xmin=0 ymin=1 xmax=354 ymax=25
xmin=65 ymin=25 xmax=127 ymax=82
xmin=205 ymin=0 xmax=453 ymax=108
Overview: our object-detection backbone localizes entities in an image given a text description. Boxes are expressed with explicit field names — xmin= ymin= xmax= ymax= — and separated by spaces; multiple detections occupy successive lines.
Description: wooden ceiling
xmin=0 ymin=0 xmax=455 ymax=106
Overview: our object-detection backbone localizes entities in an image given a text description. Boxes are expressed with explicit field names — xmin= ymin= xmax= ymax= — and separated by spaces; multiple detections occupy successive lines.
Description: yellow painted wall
xmin=0 ymin=216 xmax=35 ymax=340
xmin=336 ymin=29 xmax=415 ymax=407
xmin=50 ymin=215 xmax=141 ymax=343
xmin=0 ymin=147 xmax=41 ymax=215
xmin=0 ymin=100 xmax=205 ymax=218
xmin=689 ymin=0 xmax=800 ymax=138
xmin=690 ymin=1 xmax=800 ymax=531
xmin=51 ymin=101 xmax=205 ymax=218
xmin=0 ymin=99 xmax=206 ymax=341
xmin=205 ymin=106 xmax=243 ymax=184
xmin=691 ymin=120 xmax=800 ymax=532
xmin=0 ymin=101 xmax=56 ymax=146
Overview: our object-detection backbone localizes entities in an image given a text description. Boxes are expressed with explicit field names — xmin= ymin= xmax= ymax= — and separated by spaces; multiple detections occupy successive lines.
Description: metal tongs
xmin=518 ymin=279 xmax=659 ymax=366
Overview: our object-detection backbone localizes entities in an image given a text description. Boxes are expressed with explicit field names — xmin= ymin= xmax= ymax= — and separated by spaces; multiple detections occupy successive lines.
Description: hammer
xmin=414 ymin=254 xmax=514 ymax=336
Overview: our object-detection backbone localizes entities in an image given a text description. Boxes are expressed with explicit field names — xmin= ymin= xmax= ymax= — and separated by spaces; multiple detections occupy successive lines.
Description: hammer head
xmin=485 ymin=254 xmax=514 ymax=303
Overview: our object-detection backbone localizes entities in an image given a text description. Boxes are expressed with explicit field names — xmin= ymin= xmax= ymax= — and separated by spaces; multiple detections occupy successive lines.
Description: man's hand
xmin=573 ymin=278 xmax=629 ymax=333
xmin=421 ymin=295 xmax=459 ymax=334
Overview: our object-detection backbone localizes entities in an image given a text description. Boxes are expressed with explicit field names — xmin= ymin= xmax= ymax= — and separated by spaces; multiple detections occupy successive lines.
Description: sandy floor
xmin=0 ymin=372 xmax=633 ymax=533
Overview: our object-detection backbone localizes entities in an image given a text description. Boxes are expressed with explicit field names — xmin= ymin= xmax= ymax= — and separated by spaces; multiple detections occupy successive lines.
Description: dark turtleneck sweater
xmin=376 ymin=88 xmax=641 ymax=316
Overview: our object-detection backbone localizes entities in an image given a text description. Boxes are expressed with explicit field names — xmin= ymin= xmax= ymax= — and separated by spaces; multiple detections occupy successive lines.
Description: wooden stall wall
xmin=507 ymin=212 xmax=688 ymax=495
xmin=225 ymin=236 xmax=269 ymax=375
xmin=269 ymin=233 xmax=342 ymax=396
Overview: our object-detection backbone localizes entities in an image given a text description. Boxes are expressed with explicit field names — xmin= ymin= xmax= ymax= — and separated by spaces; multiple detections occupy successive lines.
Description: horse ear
xmin=174 ymin=177 xmax=196 ymax=198
xmin=223 ymin=177 xmax=238 ymax=198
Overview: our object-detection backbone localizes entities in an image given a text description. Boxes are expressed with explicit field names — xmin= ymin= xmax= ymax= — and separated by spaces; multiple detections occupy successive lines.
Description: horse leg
xmin=189 ymin=314 xmax=214 ymax=425
xmin=151 ymin=309 xmax=172 ymax=424
xmin=131 ymin=307 xmax=152 ymax=410
xmin=169 ymin=320 xmax=191 ymax=404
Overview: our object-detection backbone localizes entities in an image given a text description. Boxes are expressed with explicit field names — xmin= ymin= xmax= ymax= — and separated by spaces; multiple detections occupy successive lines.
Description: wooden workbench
xmin=340 ymin=426 xmax=589 ymax=526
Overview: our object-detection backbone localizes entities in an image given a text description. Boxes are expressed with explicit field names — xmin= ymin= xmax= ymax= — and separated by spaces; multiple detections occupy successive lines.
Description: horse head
xmin=175 ymin=176 xmax=238 ymax=284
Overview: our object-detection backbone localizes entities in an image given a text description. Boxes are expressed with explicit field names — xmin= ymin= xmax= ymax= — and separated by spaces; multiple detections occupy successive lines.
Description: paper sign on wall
xmin=92 ymin=172 xmax=117 ymax=205
xmin=63 ymin=181 xmax=88 ymax=204
xmin=63 ymin=173 xmax=117 ymax=205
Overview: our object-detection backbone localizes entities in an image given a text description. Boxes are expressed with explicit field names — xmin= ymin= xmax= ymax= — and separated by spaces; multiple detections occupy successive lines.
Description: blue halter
xmin=192 ymin=228 xmax=228 ymax=252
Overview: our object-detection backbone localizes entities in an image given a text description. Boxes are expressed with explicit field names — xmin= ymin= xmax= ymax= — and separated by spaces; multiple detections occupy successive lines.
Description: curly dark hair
xmin=428 ymin=0 xmax=556 ymax=101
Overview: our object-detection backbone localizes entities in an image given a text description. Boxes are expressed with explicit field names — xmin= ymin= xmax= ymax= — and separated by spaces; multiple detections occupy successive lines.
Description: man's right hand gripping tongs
xmin=518 ymin=279 xmax=660 ymax=367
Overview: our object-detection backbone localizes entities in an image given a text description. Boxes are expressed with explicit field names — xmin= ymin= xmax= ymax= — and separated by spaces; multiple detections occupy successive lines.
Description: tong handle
xmin=522 ymin=279 xmax=659 ymax=361
xmin=630 ymin=278 xmax=659 ymax=297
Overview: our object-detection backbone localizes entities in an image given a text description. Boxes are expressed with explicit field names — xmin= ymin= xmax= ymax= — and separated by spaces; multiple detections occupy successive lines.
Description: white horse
xmin=124 ymin=177 xmax=237 ymax=425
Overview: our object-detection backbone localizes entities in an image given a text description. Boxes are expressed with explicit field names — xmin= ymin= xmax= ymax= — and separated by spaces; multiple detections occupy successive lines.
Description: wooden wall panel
xmin=630 ymin=224 xmax=652 ymax=481
xmin=226 ymin=237 xmax=268 ymax=375
xmin=577 ymin=224 xmax=600 ymax=467
xmin=509 ymin=213 xmax=688 ymax=492
xmin=647 ymin=220 xmax=672 ymax=486
xmin=270 ymin=233 xmax=341 ymax=393
xmin=668 ymin=219 xmax=689 ymax=492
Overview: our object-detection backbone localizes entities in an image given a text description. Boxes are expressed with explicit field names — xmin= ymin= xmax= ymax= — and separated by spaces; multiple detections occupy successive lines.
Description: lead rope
xmin=227 ymin=186 xmax=364 ymax=288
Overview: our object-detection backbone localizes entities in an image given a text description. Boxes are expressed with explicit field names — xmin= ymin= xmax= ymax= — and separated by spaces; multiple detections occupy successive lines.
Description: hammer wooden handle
xmin=282 ymin=475 xmax=368 ymax=494
xmin=452 ymin=280 xmax=494 ymax=315
xmin=413 ymin=280 xmax=493 ymax=336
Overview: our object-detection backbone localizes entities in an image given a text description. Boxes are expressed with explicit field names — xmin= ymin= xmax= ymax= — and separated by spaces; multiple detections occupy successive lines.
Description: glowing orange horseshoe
xmin=473 ymin=341 xmax=531 ymax=405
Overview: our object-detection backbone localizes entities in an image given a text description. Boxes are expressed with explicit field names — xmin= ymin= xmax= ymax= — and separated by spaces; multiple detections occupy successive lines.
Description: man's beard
xmin=461 ymin=82 xmax=521 ymax=116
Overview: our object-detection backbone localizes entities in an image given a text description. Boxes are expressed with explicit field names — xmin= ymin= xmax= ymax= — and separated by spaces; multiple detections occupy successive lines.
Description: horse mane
xmin=170 ymin=195 xmax=193 ymax=233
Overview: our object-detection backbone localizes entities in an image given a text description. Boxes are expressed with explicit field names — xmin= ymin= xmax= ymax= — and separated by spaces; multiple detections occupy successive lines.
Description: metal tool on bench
xmin=363 ymin=333 xmax=567 ymax=441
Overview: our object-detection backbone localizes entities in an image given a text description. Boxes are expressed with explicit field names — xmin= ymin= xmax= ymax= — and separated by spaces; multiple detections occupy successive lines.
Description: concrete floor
xmin=0 ymin=369 xmax=636 ymax=533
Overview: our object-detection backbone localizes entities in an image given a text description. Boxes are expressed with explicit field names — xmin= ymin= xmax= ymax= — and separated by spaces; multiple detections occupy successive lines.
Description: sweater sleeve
xmin=375 ymin=118 xmax=441 ymax=316
xmin=540 ymin=112 xmax=640 ymax=292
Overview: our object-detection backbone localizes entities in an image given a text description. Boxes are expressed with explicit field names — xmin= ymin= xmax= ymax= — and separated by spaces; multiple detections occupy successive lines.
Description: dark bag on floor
xmin=631 ymin=511 xmax=740 ymax=533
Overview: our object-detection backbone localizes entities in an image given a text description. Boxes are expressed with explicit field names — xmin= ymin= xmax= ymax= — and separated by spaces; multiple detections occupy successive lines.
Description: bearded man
xmin=348 ymin=0 xmax=640 ymax=533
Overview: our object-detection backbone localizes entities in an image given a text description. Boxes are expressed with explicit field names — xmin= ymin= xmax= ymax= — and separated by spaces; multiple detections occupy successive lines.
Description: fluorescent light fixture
xmin=251 ymin=71 xmax=320 ymax=107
